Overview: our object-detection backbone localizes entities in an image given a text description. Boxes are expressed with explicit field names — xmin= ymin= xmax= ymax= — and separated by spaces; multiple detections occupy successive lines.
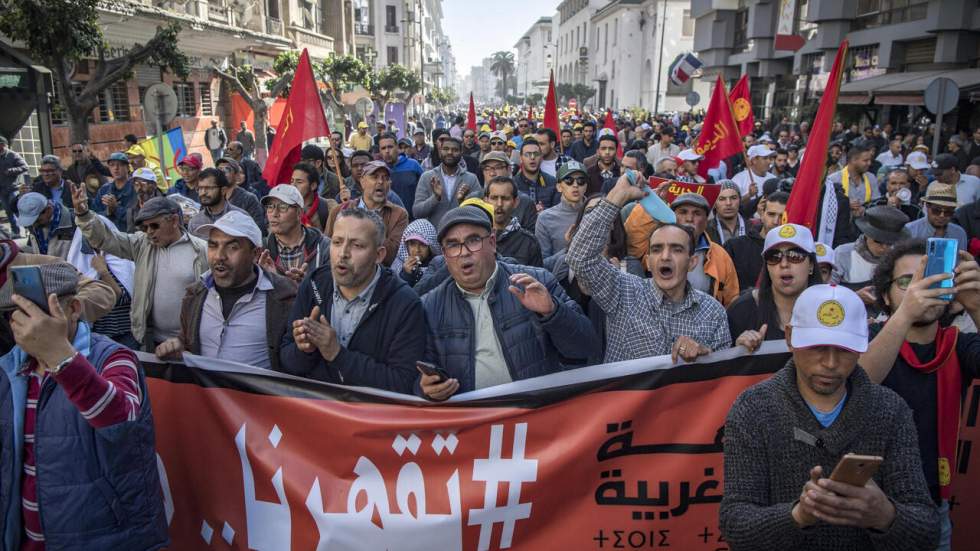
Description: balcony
xmin=207 ymin=2 xmax=231 ymax=25
xmin=266 ymin=17 xmax=283 ymax=35
xmin=355 ymin=23 xmax=374 ymax=35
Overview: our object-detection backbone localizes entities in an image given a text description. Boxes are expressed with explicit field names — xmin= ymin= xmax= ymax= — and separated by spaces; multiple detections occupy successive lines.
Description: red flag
xmin=466 ymin=93 xmax=477 ymax=131
xmin=489 ymin=112 xmax=497 ymax=131
xmin=602 ymin=109 xmax=624 ymax=159
xmin=694 ymin=75 xmax=742 ymax=179
xmin=262 ymin=49 xmax=330 ymax=187
xmin=729 ymin=75 xmax=754 ymax=138
xmin=543 ymin=71 xmax=560 ymax=138
xmin=527 ymin=104 xmax=534 ymax=124
xmin=784 ymin=40 xmax=849 ymax=233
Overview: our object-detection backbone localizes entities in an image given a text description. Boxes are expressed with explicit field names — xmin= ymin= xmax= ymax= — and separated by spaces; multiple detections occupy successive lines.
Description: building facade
xmin=514 ymin=17 xmax=556 ymax=100
xmin=555 ymin=0 xmax=608 ymax=89
xmin=589 ymin=0 xmax=705 ymax=112
xmin=692 ymin=0 xmax=980 ymax=128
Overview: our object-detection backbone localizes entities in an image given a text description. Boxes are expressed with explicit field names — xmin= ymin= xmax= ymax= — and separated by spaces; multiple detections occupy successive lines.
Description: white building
xmin=554 ymin=0 xmax=607 ymax=88
xmin=514 ymin=17 xmax=556 ymax=100
xmin=589 ymin=0 xmax=708 ymax=112
xmin=469 ymin=57 xmax=496 ymax=103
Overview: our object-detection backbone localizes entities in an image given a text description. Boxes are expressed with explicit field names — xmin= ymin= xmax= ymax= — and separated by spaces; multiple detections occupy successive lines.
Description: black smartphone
xmin=416 ymin=361 xmax=450 ymax=383
xmin=10 ymin=266 xmax=49 ymax=314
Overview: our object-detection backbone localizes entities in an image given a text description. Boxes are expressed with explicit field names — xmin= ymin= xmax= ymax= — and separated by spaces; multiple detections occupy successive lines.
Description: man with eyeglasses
xmin=72 ymin=184 xmax=207 ymax=350
xmin=326 ymin=160 xmax=408 ymax=267
xmin=414 ymin=136 xmax=482 ymax=227
xmin=536 ymin=161 xmax=587 ymax=261
xmin=461 ymin=128 xmax=480 ymax=159
xmin=861 ymin=239 xmax=980 ymax=551
xmin=122 ymin=167 xmax=164 ymax=233
xmin=417 ymin=204 xmax=598 ymax=401
xmin=904 ymin=182 xmax=968 ymax=251
xmin=215 ymin=157 xmax=267 ymax=234
xmin=514 ymin=139 xmax=559 ymax=213
xmin=481 ymin=151 xmax=537 ymax=232
xmin=488 ymin=131 xmax=508 ymax=155
xmin=836 ymin=206 xmax=910 ymax=308
xmin=259 ymin=184 xmax=331 ymax=282
xmin=566 ymin=175 xmax=731 ymax=363
xmin=63 ymin=141 xmax=110 ymax=187
xmin=26 ymin=155 xmax=73 ymax=212
xmin=187 ymin=167 xmax=249 ymax=234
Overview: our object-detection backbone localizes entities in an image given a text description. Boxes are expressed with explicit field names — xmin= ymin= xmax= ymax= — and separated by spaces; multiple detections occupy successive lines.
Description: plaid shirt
xmin=566 ymin=199 xmax=731 ymax=362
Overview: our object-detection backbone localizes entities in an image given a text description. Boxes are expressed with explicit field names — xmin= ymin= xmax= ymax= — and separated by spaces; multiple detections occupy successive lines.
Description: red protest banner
xmin=145 ymin=348 xmax=980 ymax=550
xmin=651 ymin=176 xmax=722 ymax=209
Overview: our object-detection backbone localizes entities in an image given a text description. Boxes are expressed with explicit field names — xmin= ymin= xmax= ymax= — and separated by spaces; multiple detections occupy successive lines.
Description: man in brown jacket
xmin=325 ymin=161 xmax=408 ymax=266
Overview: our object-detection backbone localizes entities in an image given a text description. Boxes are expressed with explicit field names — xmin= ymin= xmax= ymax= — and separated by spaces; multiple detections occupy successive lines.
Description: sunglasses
xmin=928 ymin=205 xmax=955 ymax=217
xmin=564 ymin=177 xmax=588 ymax=187
xmin=764 ymin=248 xmax=809 ymax=265
xmin=140 ymin=218 xmax=172 ymax=232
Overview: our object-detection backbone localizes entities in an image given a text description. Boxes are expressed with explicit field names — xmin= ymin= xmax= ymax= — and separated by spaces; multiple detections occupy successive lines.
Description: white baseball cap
xmin=132 ymin=167 xmax=157 ymax=183
xmin=193 ymin=210 xmax=262 ymax=247
xmin=261 ymin=184 xmax=304 ymax=208
xmin=678 ymin=148 xmax=704 ymax=161
xmin=789 ymin=284 xmax=868 ymax=353
xmin=763 ymin=223 xmax=815 ymax=255
xmin=747 ymin=144 xmax=776 ymax=159
xmin=814 ymin=241 xmax=835 ymax=268
xmin=906 ymin=151 xmax=930 ymax=170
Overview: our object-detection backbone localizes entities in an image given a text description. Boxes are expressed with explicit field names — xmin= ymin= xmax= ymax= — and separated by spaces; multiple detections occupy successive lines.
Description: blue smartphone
xmin=10 ymin=266 xmax=49 ymax=314
xmin=924 ymin=238 xmax=957 ymax=301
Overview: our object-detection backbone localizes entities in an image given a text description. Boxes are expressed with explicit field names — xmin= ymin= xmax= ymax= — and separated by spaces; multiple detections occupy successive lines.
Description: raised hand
xmin=508 ymin=273 xmax=555 ymax=316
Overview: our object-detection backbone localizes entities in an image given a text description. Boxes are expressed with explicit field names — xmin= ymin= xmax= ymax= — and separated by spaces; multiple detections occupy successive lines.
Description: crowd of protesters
xmin=0 ymin=106 xmax=977 ymax=550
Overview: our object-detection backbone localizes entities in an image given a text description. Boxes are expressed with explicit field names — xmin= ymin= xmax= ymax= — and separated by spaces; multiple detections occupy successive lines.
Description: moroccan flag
xmin=466 ymin=93 xmax=477 ymax=131
xmin=543 ymin=71 xmax=561 ymax=138
xmin=694 ymin=75 xmax=742 ymax=179
xmin=784 ymin=40 xmax=849 ymax=234
xmin=262 ymin=49 xmax=330 ymax=187
xmin=489 ymin=112 xmax=497 ymax=131
xmin=602 ymin=109 xmax=623 ymax=159
xmin=729 ymin=75 xmax=754 ymax=138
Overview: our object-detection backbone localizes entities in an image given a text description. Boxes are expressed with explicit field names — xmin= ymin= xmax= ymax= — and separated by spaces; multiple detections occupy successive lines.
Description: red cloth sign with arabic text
xmin=651 ymin=176 xmax=722 ymax=209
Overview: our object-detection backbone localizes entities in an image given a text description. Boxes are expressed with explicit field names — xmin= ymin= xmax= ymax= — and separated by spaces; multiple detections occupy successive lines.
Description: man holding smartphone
xmin=861 ymin=240 xmax=980 ymax=550
xmin=720 ymin=284 xmax=938 ymax=550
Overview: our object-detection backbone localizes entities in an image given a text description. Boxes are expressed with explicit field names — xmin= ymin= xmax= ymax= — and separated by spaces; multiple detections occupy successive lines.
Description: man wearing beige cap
xmin=326 ymin=160 xmax=408 ymax=266
xmin=904 ymin=182 xmax=968 ymax=250
xmin=720 ymin=284 xmax=938 ymax=549
xmin=260 ymin=184 xmax=331 ymax=282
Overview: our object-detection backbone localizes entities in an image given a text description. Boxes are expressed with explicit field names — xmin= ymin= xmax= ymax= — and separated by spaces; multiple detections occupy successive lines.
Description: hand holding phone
xmin=829 ymin=453 xmax=883 ymax=487
xmin=416 ymin=361 xmax=449 ymax=383
xmin=11 ymin=266 xmax=49 ymax=314
xmin=925 ymin=238 xmax=957 ymax=301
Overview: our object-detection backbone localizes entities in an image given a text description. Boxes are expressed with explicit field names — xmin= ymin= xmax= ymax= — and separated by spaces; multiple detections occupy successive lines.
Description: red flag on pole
xmin=262 ymin=49 xmax=330 ymax=187
xmin=527 ymin=104 xmax=534 ymax=124
xmin=489 ymin=112 xmax=497 ymax=131
xmin=543 ymin=71 xmax=561 ymax=138
xmin=784 ymin=40 xmax=849 ymax=234
xmin=729 ymin=75 xmax=754 ymax=138
xmin=466 ymin=93 xmax=477 ymax=131
xmin=694 ymin=75 xmax=743 ymax=179
xmin=602 ymin=109 xmax=623 ymax=159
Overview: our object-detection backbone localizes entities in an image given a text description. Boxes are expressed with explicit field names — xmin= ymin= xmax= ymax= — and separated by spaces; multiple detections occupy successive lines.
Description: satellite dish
xmin=143 ymin=83 xmax=178 ymax=126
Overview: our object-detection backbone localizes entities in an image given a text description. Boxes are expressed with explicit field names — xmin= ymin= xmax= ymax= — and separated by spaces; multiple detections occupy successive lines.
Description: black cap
xmin=932 ymin=153 xmax=958 ymax=171
xmin=854 ymin=205 xmax=911 ymax=244
xmin=437 ymin=205 xmax=493 ymax=243
xmin=134 ymin=197 xmax=181 ymax=225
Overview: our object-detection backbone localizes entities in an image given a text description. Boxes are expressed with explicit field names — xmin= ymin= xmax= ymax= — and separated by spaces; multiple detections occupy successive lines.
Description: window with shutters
xmin=854 ymin=0 xmax=928 ymax=30
xmin=174 ymin=82 xmax=196 ymax=117
xmin=387 ymin=46 xmax=398 ymax=65
xmin=901 ymin=38 xmax=937 ymax=71
xmin=199 ymin=82 xmax=213 ymax=116
xmin=732 ymin=1 xmax=749 ymax=53
xmin=108 ymin=81 xmax=131 ymax=121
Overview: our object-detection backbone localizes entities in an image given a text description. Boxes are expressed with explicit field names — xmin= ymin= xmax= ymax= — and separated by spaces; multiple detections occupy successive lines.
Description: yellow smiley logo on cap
xmin=816 ymin=300 xmax=845 ymax=327
xmin=778 ymin=225 xmax=796 ymax=238
xmin=815 ymin=244 xmax=827 ymax=256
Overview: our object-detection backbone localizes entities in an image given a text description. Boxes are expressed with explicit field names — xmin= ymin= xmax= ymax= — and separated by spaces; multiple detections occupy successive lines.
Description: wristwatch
xmin=48 ymin=352 xmax=78 ymax=375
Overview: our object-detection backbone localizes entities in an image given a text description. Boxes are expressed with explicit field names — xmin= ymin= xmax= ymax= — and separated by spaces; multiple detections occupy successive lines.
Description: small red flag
xmin=262 ymin=49 xmax=330 ymax=187
xmin=602 ymin=109 xmax=623 ymax=159
xmin=489 ymin=112 xmax=497 ymax=131
xmin=694 ymin=75 xmax=742 ymax=179
xmin=466 ymin=93 xmax=477 ymax=132
xmin=785 ymin=40 xmax=850 ymax=234
xmin=527 ymin=104 xmax=534 ymax=124
xmin=543 ymin=71 xmax=561 ymax=138
xmin=729 ymin=75 xmax=754 ymax=138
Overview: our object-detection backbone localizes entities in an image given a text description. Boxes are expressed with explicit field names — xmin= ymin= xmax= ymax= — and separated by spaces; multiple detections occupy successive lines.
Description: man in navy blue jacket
xmin=379 ymin=132 xmax=423 ymax=212
xmin=279 ymin=207 xmax=426 ymax=394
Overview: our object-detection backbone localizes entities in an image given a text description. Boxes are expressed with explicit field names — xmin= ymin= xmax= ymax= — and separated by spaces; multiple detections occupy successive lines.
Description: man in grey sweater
xmin=535 ymin=160 xmax=586 ymax=261
xmin=720 ymin=284 xmax=938 ymax=550
xmin=413 ymin=136 xmax=481 ymax=227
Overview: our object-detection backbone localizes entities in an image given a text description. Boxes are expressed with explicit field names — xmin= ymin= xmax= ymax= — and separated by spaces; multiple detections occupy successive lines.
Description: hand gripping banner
xmin=142 ymin=342 xmax=980 ymax=550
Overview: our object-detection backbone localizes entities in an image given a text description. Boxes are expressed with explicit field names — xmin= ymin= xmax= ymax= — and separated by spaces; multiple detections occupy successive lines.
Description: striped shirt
xmin=20 ymin=349 xmax=142 ymax=550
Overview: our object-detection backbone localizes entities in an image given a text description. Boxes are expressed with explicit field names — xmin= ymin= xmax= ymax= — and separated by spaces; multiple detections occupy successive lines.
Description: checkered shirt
xmin=566 ymin=199 xmax=732 ymax=362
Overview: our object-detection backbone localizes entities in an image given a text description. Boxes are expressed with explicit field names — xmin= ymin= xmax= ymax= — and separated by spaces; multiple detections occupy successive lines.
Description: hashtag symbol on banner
xmin=468 ymin=423 xmax=538 ymax=550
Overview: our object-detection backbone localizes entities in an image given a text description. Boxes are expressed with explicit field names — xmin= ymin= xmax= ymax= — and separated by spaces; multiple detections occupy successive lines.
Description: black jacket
xmin=278 ymin=266 xmax=426 ymax=394
xmin=495 ymin=225 xmax=543 ymax=267
xmin=723 ymin=222 xmax=765 ymax=291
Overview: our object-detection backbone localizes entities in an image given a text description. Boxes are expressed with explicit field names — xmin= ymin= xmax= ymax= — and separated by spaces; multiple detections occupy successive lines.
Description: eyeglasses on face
xmin=443 ymin=234 xmax=490 ymax=258
xmin=563 ymin=177 xmax=588 ymax=187
xmin=764 ymin=248 xmax=809 ymax=265
xmin=521 ymin=151 xmax=541 ymax=159
xmin=888 ymin=274 xmax=913 ymax=290
xmin=264 ymin=202 xmax=295 ymax=213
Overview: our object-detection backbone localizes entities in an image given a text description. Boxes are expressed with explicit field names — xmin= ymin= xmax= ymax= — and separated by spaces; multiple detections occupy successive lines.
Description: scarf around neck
xmin=301 ymin=194 xmax=321 ymax=228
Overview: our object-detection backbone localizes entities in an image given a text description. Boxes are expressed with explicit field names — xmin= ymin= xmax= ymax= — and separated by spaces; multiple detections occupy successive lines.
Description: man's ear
xmin=67 ymin=297 xmax=84 ymax=324
xmin=784 ymin=325 xmax=794 ymax=352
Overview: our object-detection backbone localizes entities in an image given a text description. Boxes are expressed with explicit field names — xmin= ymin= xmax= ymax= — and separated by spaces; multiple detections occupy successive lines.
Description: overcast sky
xmin=443 ymin=0 xmax=561 ymax=74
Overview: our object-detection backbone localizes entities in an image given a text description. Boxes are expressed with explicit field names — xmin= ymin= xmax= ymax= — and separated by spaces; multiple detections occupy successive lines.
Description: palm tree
xmin=490 ymin=51 xmax=515 ymax=100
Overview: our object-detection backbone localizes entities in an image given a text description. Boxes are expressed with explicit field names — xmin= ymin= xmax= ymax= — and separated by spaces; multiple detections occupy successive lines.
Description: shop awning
xmin=838 ymin=69 xmax=980 ymax=106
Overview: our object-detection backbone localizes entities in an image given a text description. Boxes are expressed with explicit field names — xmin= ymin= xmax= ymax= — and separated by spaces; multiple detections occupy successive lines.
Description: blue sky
xmin=443 ymin=0 xmax=561 ymax=73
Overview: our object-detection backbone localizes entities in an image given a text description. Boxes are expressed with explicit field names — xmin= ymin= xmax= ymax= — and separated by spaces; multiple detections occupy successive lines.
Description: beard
xmin=911 ymin=303 xmax=951 ymax=327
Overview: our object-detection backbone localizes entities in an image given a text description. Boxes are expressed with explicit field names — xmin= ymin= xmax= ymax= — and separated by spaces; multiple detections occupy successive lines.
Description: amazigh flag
xmin=138 ymin=127 xmax=186 ymax=187
xmin=784 ymin=41 xmax=849 ymax=235
xmin=694 ymin=75 xmax=742 ymax=179
xmin=543 ymin=71 xmax=560 ymax=138
xmin=602 ymin=109 xmax=623 ymax=159
xmin=466 ymin=93 xmax=477 ymax=132
xmin=262 ymin=49 xmax=331 ymax=187
xmin=729 ymin=75 xmax=754 ymax=138
xmin=669 ymin=52 xmax=703 ymax=86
